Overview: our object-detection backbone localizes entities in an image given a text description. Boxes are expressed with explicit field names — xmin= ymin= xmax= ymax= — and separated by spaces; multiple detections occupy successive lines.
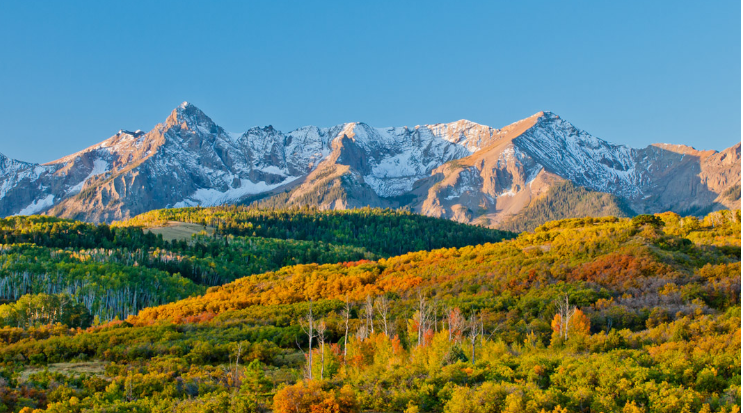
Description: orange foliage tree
xmin=551 ymin=308 xmax=590 ymax=343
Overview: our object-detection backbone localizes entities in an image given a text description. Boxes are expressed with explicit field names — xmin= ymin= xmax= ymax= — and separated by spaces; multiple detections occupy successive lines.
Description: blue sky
xmin=0 ymin=1 xmax=739 ymax=163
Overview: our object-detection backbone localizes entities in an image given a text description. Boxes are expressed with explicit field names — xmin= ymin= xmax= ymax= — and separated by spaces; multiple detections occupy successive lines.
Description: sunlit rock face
xmin=0 ymin=103 xmax=739 ymax=224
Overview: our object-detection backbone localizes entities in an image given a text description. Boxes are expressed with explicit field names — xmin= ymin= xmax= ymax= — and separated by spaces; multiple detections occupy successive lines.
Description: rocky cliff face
xmin=1 ymin=103 xmax=739 ymax=225
xmin=399 ymin=113 xmax=741 ymax=226
xmin=45 ymin=103 xmax=298 ymax=222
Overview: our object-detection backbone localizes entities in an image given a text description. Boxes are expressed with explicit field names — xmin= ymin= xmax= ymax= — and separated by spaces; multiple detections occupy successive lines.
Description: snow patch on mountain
xmin=526 ymin=166 xmax=544 ymax=186
xmin=173 ymin=175 xmax=300 ymax=208
xmin=442 ymin=167 xmax=483 ymax=200
xmin=68 ymin=159 xmax=110 ymax=194
xmin=427 ymin=120 xmax=493 ymax=152
xmin=15 ymin=194 xmax=55 ymax=216
xmin=0 ymin=158 xmax=53 ymax=199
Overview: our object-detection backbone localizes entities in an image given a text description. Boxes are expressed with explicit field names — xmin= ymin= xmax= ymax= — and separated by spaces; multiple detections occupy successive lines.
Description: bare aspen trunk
xmin=300 ymin=300 xmax=315 ymax=380
xmin=317 ymin=320 xmax=326 ymax=380
xmin=308 ymin=305 xmax=313 ymax=379
xmin=374 ymin=296 xmax=390 ymax=337
xmin=416 ymin=291 xmax=428 ymax=347
xmin=233 ymin=343 xmax=242 ymax=387
xmin=364 ymin=295 xmax=374 ymax=335
xmin=468 ymin=312 xmax=479 ymax=365
xmin=556 ymin=294 xmax=576 ymax=340
xmin=342 ymin=297 xmax=351 ymax=361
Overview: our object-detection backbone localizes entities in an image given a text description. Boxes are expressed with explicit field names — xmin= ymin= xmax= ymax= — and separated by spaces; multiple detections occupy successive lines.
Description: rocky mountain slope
xmin=0 ymin=103 xmax=739 ymax=225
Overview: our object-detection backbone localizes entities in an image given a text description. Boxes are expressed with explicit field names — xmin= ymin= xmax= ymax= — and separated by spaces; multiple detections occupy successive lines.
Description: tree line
xmin=122 ymin=205 xmax=515 ymax=257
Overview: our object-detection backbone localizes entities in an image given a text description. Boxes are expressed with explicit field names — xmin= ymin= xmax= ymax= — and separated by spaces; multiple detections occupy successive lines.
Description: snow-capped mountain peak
xmin=0 ymin=103 xmax=738 ymax=224
xmin=164 ymin=102 xmax=221 ymax=134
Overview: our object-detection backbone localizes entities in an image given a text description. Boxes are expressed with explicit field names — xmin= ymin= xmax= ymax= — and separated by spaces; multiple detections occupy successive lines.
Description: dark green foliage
xmin=254 ymin=179 xmax=350 ymax=210
xmin=127 ymin=206 xmax=515 ymax=256
xmin=0 ymin=215 xmax=164 ymax=250
xmin=441 ymin=345 xmax=468 ymax=366
xmin=498 ymin=181 xmax=634 ymax=232
xmin=631 ymin=214 xmax=665 ymax=228
xmin=0 ymin=215 xmax=374 ymax=285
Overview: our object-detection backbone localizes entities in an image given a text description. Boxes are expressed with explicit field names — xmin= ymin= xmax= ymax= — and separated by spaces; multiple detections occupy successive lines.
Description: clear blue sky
xmin=1 ymin=1 xmax=739 ymax=163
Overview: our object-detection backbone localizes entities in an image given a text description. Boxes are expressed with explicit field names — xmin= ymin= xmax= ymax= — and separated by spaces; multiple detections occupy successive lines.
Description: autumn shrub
xmin=631 ymin=214 xmax=665 ymax=228
xmin=444 ymin=382 xmax=513 ymax=413
xmin=273 ymin=381 xmax=358 ymax=413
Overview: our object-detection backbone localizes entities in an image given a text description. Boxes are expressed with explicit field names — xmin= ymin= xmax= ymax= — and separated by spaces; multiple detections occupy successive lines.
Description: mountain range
xmin=0 ymin=102 xmax=739 ymax=227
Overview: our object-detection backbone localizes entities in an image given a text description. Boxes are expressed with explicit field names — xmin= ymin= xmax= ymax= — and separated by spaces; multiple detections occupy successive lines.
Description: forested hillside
xmin=498 ymin=181 xmax=635 ymax=232
xmin=0 ymin=209 xmax=736 ymax=412
xmin=0 ymin=209 xmax=509 ymax=327
xmin=0 ymin=215 xmax=373 ymax=325
xmin=121 ymin=206 xmax=515 ymax=257
xmin=0 ymin=216 xmax=204 ymax=322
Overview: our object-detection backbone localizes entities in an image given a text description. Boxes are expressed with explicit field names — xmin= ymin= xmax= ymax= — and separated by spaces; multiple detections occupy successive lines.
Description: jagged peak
xmin=430 ymin=112 xmax=557 ymax=133
xmin=518 ymin=111 xmax=560 ymax=126
xmin=536 ymin=111 xmax=558 ymax=118
xmin=171 ymin=101 xmax=203 ymax=117
xmin=340 ymin=121 xmax=372 ymax=129
xmin=652 ymin=142 xmax=700 ymax=151
xmin=452 ymin=119 xmax=482 ymax=126
xmin=649 ymin=143 xmax=717 ymax=158
xmin=244 ymin=125 xmax=283 ymax=136
xmin=529 ymin=111 xmax=566 ymax=129
xmin=0 ymin=151 xmax=37 ymax=170
xmin=333 ymin=122 xmax=363 ymax=136
xmin=290 ymin=124 xmax=324 ymax=134
xmin=165 ymin=101 xmax=218 ymax=132
xmin=425 ymin=119 xmax=488 ymax=130
xmin=517 ymin=111 xmax=625 ymax=149
xmin=117 ymin=129 xmax=145 ymax=137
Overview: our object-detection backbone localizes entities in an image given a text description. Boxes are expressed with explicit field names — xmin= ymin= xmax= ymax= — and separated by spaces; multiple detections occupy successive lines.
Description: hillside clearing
xmin=20 ymin=361 xmax=107 ymax=382
xmin=147 ymin=221 xmax=215 ymax=241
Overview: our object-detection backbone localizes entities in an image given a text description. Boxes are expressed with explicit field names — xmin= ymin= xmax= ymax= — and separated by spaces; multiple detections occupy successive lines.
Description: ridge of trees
xmin=121 ymin=205 xmax=516 ymax=257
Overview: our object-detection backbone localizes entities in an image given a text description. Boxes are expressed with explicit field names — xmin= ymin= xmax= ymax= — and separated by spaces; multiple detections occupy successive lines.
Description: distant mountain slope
xmin=0 ymin=103 xmax=738 ymax=226
xmin=497 ymin=181 xmax=635 ymax=232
